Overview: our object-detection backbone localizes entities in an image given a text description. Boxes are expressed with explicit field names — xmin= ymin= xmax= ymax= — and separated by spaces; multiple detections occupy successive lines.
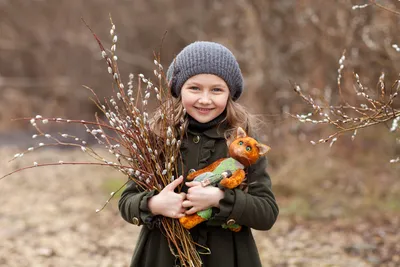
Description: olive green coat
xmin=118 ymin=123 xmax=279 ymax=267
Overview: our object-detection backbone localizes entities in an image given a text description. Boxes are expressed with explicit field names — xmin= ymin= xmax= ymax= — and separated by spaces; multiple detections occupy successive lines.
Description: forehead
xmin=184 ymin=74 xmax=228 ymax=87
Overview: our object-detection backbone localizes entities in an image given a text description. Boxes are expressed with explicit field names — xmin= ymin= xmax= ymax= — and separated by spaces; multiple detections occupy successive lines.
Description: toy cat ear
xmin=236 ymin=127 xmax=247 ymax=138
xmin=257 ymin=144 xmax=271 ymax=156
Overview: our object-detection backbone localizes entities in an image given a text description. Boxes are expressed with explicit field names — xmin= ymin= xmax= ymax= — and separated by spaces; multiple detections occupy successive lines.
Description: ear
xmin=257 ymin=143 xmax=271 ymax=156
xmin=236 ymin=127 xmax=247 ymax=138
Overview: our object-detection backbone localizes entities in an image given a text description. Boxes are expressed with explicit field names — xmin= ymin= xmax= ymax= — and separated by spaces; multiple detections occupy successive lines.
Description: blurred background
xmin=1 ymin=0 xmax=399 ymax=266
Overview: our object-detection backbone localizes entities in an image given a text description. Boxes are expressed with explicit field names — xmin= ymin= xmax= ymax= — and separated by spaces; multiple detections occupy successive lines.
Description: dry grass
xmin=271 ymin=123 xmax=400 ymax=222
xmin=0 ymin=147 xmax=134 ymax=267
xmin=1 ymin=127 xmax=399 ymax=266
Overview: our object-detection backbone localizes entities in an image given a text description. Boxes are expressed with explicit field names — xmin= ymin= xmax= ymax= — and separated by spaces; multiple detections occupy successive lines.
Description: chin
xmin=194 ymin=116 xmax=213 ymax=123
xmin=190 ymin=112 xmax=218 ymax=123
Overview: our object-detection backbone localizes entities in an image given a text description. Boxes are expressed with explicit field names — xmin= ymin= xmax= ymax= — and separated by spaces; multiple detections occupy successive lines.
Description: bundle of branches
xmin=1 ymin=18 xmax=202 ymax=266
xmin=291 ymin=50 xmax=400 ymax=163
xmin=290 ymin=2 xmax=400 ymax=164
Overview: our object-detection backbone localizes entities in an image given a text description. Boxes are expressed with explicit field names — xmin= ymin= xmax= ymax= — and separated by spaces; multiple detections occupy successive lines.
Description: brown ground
xmin=0 ymin=147 xmax=398 ymax=267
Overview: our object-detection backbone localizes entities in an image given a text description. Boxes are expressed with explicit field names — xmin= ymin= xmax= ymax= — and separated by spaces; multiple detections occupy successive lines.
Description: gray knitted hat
xmin=167 ymin=41 xmax=244 ymax=101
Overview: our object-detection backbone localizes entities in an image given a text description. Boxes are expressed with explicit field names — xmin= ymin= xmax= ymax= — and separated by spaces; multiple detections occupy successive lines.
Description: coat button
xmin=189 ymin=169 xmax=196 ymax=174
xmin=226 ymin=219 xmax=236 ymax=226
xmin=132 ymin=217 xmax=140 ymax=225
xmin=193 ymin=135 xmax=200 ymax=143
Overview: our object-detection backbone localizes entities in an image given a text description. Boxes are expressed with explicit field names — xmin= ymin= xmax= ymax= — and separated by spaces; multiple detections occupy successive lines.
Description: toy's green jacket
xmin=118 ymin=120 xmax=279 ymax=267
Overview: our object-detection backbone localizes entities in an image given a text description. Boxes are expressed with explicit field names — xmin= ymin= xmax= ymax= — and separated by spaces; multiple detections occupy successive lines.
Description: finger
xmin=168 ymin=211 xmax=184 ymax=219
xmin=185 ymin=181 xmax=201 ymax=187
xmin=187 ymin=186 xmax=201 ymax=195
xmin=179 ymin=192 xmax=186 ymax=200
xmin=179 ymin=207 xmax=187 ymax=214
xmin=185 ymin=207 xmax=198 ymax=215
xmin=177 ymin=208 xmax=187 ymax=218
xmin=176 ymin=212 xmax=185 ymax=219
xmin=175 ymin=209 xmax=187 ymax=218
xmin=182 ymin=200 xmax=192 ymax=208
xmin=166 ymin=175 xmax=183 ymax=190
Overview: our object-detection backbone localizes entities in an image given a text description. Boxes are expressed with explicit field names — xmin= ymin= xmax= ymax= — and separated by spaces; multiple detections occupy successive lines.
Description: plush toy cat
xmin=179 ymin=127 xmax=271 ymax=232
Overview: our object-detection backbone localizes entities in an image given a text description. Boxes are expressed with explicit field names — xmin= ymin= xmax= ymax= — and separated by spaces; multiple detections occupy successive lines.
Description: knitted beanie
xmin=167 ymin=41 xmax=244 ymax=101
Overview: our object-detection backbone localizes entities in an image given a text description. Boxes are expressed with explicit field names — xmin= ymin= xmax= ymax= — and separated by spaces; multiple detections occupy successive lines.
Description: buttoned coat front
xmin=118 ymin=122 xmax=279 ymax=267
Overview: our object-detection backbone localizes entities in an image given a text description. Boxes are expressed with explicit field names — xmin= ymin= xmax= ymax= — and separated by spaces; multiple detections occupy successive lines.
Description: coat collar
xmin=187 ymin=120 xmax=229 ymax=139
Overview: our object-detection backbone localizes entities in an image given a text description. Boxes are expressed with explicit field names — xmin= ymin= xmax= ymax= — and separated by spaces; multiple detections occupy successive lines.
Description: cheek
xmin=181 ymin=98 xmax=189 ymax=110
xmin=215 ymin=96 xmax=229 ymax=109
xmin=181 ymin=94 xmax=195 ymax=110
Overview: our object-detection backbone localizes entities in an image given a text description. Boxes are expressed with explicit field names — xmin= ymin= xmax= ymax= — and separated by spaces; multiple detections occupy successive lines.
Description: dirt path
xmin=0 ymin=147 xmax=381 ymax=267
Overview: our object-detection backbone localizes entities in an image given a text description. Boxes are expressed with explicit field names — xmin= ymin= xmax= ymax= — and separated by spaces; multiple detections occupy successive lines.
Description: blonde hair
xmin=150 ymin=97 xmax=262 ymax=141
xmin=224 ymin=98 xmax=262 ymax=141
xmin=149 ymin=97 xmax=186 ymax=137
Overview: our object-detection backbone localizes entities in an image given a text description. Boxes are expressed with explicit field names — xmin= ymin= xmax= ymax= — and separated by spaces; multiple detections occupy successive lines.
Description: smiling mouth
xmin=195 ymin=107 xmax=214 ymax=111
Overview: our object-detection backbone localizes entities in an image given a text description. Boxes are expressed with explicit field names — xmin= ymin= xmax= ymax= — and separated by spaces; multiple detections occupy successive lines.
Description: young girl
xmin=118 ymin=41 xmax=279 ymax=267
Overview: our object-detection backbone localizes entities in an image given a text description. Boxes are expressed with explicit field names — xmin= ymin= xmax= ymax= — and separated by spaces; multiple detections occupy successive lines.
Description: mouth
xmin=194 ymin=107 xmax=215 ymax=113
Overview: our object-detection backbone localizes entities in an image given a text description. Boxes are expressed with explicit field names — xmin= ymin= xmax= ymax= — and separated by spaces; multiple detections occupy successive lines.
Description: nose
xmin=198 ymin=91 xmax=212 ymax=105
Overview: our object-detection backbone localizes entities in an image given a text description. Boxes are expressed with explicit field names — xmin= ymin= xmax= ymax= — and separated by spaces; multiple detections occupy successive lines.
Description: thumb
xmin=166 ymin=175 xmax=183 ymax=190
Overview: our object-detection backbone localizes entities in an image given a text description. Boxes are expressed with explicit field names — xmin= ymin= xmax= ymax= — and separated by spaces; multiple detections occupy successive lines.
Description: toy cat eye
xmin=238 ymin=141 xmax=243 ymax=145
xmin=246 ymin=146 xmax=251 ymax=151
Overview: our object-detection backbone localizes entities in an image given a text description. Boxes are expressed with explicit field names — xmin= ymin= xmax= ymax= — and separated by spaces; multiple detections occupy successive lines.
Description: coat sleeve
xmin=118 ymin=180 xmax=160 ymax=229
xmin=211 ymin=156 xmax=279 ymax=231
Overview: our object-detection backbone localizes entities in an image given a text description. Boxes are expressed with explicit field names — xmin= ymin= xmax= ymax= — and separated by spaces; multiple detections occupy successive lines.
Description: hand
xmin=182 ymin=181 xmax=224 ymax=215
xmin=148 ymin=176 xmax=187 ymax=219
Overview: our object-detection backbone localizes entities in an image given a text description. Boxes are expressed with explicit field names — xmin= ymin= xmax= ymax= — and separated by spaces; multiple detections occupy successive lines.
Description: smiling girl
xmin=118 ymin=41 xmax=279 ymax=267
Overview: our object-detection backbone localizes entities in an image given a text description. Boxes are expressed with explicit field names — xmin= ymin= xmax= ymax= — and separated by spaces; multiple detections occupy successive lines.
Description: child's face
xmin=181 ymin=74 xmax=230 ymax=123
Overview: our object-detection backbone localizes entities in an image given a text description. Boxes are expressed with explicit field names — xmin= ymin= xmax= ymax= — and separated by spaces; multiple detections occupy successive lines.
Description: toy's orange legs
xmin=179 ymin=214 xmax=207 ymax=229
xmin=229 ymin=225 xmax=242 ymax=232
xmin=186 ymin=158 xmax=226 ymax=180
xmin=219 ymin=169 xmax=245 ymax=189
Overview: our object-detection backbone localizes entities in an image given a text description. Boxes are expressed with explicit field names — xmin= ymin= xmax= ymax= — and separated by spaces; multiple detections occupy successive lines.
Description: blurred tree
xmin=0 ymin=0 xmax=399 ymax=143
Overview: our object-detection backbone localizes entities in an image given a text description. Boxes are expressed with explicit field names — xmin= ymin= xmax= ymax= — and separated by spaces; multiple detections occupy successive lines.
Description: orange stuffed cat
xmin=179 ymin=127 xmax=271 ymax=232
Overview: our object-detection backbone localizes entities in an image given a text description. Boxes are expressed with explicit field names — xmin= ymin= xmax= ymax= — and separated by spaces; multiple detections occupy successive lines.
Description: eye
xmin=246 ymin=146 xmax=251 ymax=151
xmin=190 ymin=86 xmax=200 ymax=91
xmin=238 ymin=141 xmax=243 ymax=145
xmin=212 ymin=88 xmax=223 ymax=92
